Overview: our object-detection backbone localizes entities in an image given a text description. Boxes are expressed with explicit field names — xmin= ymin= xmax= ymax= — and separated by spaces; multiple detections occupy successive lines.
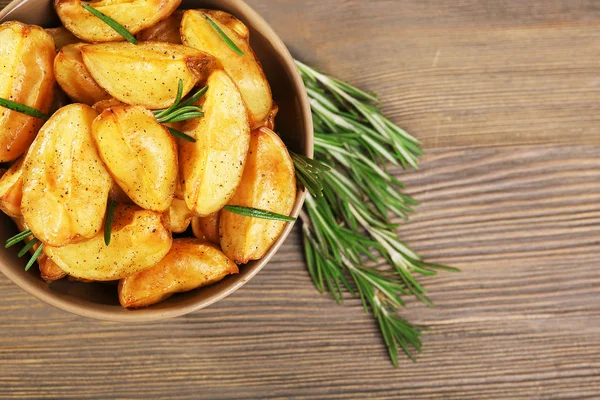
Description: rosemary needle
xmin=202 ymin=13 xmax=245 ymax=56
xmin=104 ymin=198 xmax=117 ymax=246
xmin=82 ymin=3 xmax=138 ymax=45
xmin=0 ymin=98 xmax=48 ymax=120
xmin=224 ymin=206 xmax=296 ymax=222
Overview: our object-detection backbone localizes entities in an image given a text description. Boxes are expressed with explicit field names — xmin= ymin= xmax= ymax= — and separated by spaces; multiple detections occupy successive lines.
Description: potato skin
xmin=92 ymin=98 xmax=125 ymax=114
xmin=261 ymin=103 xmax=279 ymax=131
xmin=55 ymin=0 xmax=182 ymax=43
xmin=45 ymin=205 xmax=173 ymax=281
xmin=137 ymin=10 xmax=183 ymax=44
xmin=119 ymin=238 xmax=238 ymax=308
xmin=168 ymin=198 xmax=193 ymax=233
xmin=81 ymin=42 xmax=215 ymax=109
xmin=55 ymin=43 xmax=111 ymax=105
xmin=220 ymin=128 xmax=297 ymax=264
xmin=45 ymin=27 xmax=79 ymax=50
xmin=191 ymin=213 xmax=220 ymax=245
xmin=0 ymin=157 xmax=25 ymax=218
xmin=0 ymin=22 xmax=55 ymax=162
xmin=180 ymin=70 xmax=251 ymax=217
xmin=92 ymin=105 xmax=178 ymax=212
xmin=182 ymin=10 xmax=272 ymax=127
xmin=21 ymin=104 xmax=112 ymax=247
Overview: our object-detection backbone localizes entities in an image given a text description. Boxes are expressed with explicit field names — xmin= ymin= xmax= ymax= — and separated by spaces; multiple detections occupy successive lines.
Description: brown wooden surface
xmin=1 ymin=0 xmax=600 ymax=398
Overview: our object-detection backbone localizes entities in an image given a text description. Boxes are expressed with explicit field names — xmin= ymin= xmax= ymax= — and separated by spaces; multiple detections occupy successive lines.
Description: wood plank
xmin=0 ymin=144 xmax=598 ymax=399
xmin=248 ymin=0 xmax=600 ymax=149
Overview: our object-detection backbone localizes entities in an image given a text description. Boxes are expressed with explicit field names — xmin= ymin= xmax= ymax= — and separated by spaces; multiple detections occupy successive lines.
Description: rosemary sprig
xmin=224 ymin=206 xmax=296 ymax=222
xmin=82 ymin=3 xmax=138 ymax=45
xmin=104 ymin=198 xmax=117 ymax=245
xmin=202 ymin=13 xmax=245 ymax=56
xmin=153 ymin=80 xmax=206 ymax=124
xmin=0 ymin=98 xmax=49 ymax=120
xmin=5 ymin=229 xmax=44 ymax=272
xmin=295 ymin=61 xmax=457 ymax=366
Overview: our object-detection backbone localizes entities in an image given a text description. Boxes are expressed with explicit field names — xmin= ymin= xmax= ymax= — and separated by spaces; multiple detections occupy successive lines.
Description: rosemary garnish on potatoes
xmin=104 ymin=198 xmax=117 ymax=246
xmin=0 ymin=98 xmax=49 ymax=120
xmin=202 ymin=13 xmax=245 ymax=56
xmin=5 ymin=230 xmax=44 ymax=272
xmin=151 ymin=79 xmax=205 ymax=143
xmin=82 ymin=3 xmax=138 ymax=45
xmin=295 ymin=61 xmax=457 ymax=366
xmin=224 ymin=206 xmax=296 ymax=222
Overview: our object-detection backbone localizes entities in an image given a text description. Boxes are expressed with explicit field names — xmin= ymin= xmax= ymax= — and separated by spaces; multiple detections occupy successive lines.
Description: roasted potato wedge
xmin=191 ymin=212 xmax=220 ymax=245
xmin=92 ymin=105 xmax=178 ymax=212
xmin=92 ymin=98 xmax=125 ymax=113
xmin=168 ymin=198 xmax=194 ymax=233
xmin=45 ymin=205 xmax=172 ymax=281
xmin=21 ymin=104 xmax=112 ymax=247
xmin=0 ymin=22 xmax=55 ymax=162
xmin=40 ymin=257 xmax=68 ymax=283
xmin=180 ymin=70 xmax=251 ymax=216
xmin=261 ymin=103 xmax=279 ymax=131
xmin=137 ymin=10 xmax=183 ymax=44
xmin=204 ymin=10 xmax=249 ymax=40
xmin=181 ymin=10 xmax=272 ymax=127
xmin=45 ymin=26 xmax=79 ymax=49
xmin=119 ymin=238 xmax=238 ymax=308
xmin=12 ymin=217 xmax=68 ymax=282
xmin=81 ymin=42 xmax=215 ymax=109
xmin=55 ymin=0 xmax=182 ymax=43
xmin=0 ymin=157 xmax=25 ymax=218
xmin=220 ymin=128 xmax=297 ymax=264
xmin=55 ymin=43 xmax=111 ymax=105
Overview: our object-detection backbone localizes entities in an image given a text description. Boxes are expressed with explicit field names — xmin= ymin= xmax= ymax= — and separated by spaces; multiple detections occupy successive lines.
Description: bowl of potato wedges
xmin=0 ymin=0 xmax=313 ymax=321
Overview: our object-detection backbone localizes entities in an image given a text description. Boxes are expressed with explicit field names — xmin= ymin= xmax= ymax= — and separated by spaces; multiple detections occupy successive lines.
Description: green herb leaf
xmin=104 ymin=198 xmax=117 ymax=245
xmin=167 ymin=127 xmax=196 ymax=143
xmin=224 ymin=206 xmax=296 ymax=222
xmin=0 ymin=98 xmax=48 ymax=120
xmin=18 ymin=238 xmax=39 ymax=258
xmin=25 ymin=244 xmax=43 ymax=272
xmin=202 ymin=13 xmax=245 ymax=56
xmin=82 ymin=3 xmax=138 ymax=45
xmin=5 ymin=229 xmax=33 ymax=248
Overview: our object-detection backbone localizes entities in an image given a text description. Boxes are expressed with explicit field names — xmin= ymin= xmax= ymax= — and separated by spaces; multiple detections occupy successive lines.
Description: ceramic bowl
xmin=0 ymin=0 xmax=313 ymax=322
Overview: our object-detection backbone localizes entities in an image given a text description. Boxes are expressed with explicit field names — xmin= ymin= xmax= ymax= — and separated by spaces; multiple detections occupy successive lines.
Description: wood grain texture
xmin=1 ymin=0 xmax=599 ymax=399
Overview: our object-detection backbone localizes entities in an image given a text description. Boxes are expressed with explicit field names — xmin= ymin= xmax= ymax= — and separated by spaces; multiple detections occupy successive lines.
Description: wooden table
xmin=1 ymin=1 xmax=599 ymax=398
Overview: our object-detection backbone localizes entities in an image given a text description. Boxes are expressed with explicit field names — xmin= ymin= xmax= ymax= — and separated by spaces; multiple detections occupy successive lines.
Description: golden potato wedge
xmin=81 ymin=42 xmax=215 ymax=109
xmin=92 ymin=98 xmax=125 ymax=113
xmin=40 ymin=257 xmax=68 ymax=283
xmin=45 ymin=205 xmax=172 ymax=281
xmin=119 ymin=238 xmax=238 ymax=308
xmin=11 ymin=217 xmax=68 ymax=282
xmin=55 ymin=43 xmax=111 ymax=105
xmin=21 ymin=104 xmax=112 ymax=247
xmin=261 ymin=103 xmax=279 ymax=131
xmin=45 ymin=26 xmax=79 ymax=49
xmin=203 ymin=10 xmax=249 ymax=40
xmin=180 ymin=70 xmax=251 ymax=216
xmin=191 ymin=213 xmax=220 ymax=245
xmin=220 ymin=128 xmax=297 ymax=264
xmin=181 ymin=10 xmax=272 ymax=127
xmin=55 ymin=0 xmax=182 ymax=43
xmin=0 ymin=157 xmax=25 ymax=218
xmin=137 ymin=10 xmax=183 ymax=44
xmin=0 ymin=22 xmax=55 ymax=162
xmin=168 ymin=198 xmax=194 ymax=233
xmin=92 ymin=106 xmax=177 ymax=212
